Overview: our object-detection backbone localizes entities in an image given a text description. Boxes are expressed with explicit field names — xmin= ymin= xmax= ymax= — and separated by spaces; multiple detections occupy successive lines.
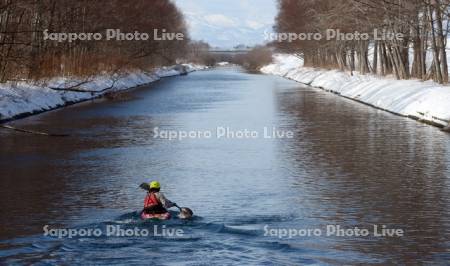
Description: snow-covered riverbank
xmin=0 ymin=64 xmax=207 ymax=122
xmin=261 ymin=54 xmax=450 ymax=128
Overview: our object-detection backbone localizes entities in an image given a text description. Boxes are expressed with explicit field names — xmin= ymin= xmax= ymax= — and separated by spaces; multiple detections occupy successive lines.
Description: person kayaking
xmin=140 ymin=181 xmax=176 ymax=219
xmin=139 ymin=180 xmax=193 ymax=220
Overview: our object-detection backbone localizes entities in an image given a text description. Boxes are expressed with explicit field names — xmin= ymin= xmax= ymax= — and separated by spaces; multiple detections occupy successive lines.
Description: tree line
xmin=0 ymin=0 xmax=190 ymax=82
xmin=274 ymin=0 xmax=450 ymax=84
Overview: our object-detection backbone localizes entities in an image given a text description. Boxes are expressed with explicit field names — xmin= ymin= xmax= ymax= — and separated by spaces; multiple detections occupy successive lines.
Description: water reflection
xmin=0 ymin=68 xmax=449 ymax=264
xmin=275 ymin=85 xmax=450 ymax=263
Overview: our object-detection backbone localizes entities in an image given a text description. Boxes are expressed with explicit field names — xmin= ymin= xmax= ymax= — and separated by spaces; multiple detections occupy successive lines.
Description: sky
xmin=173 ymin=0 xmax=277 ymax=48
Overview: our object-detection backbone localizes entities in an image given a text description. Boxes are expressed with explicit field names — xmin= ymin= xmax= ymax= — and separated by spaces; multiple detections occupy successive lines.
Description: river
xmin=1 ymin=67 xmax=450 ymax=265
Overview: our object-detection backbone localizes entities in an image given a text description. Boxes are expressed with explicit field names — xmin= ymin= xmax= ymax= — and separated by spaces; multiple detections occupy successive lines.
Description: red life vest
xmin=144 ymin=192 xmax=162 ymax=208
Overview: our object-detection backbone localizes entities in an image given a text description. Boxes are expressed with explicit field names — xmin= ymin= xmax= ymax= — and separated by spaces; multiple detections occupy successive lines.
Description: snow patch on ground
xmin=261 ymin=54 xmax=450 ymax=127
xmin=0 ymin=64 xmax=207 ymax=122
xmin=216 ymin=62 xmax=230 ymax=66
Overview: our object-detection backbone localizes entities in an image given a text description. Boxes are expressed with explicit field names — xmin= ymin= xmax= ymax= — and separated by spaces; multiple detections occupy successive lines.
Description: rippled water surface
xmin=1 ymin=67 xmax=450 ymax=265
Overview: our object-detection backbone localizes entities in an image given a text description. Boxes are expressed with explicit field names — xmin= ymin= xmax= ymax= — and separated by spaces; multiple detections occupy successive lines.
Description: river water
xmin=1 ymin=67 xmax=450 ymax=265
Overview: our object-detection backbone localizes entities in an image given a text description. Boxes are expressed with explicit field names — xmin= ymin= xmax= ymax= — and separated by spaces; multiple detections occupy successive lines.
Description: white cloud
xmin=173 ymin=0 xmax=277 ymax=48
xmin=203 ymin=14 xmax=238 ymax=28
xmin=245 ymin=20 xmax=264 ymax=30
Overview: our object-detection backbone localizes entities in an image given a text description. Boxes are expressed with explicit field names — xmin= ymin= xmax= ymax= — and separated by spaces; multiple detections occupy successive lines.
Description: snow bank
xmin=183 ymin=63 xmax=209 ymax=73
xmin=261 ymin=54 xmax=450 ymax=128
xmin=0 ymin=64 xmax=206 ymax=122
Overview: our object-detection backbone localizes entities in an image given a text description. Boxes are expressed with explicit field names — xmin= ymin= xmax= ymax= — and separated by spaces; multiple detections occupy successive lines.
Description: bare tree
xmin=0 ymin=0 xmax=189 ymax=82
xmin=274 ymin=0 xmax=450 ymax=84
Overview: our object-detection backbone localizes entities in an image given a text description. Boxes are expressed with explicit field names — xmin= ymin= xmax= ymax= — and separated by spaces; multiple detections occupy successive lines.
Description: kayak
xmin=141 ymin=211 xmax=171 ymax=220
